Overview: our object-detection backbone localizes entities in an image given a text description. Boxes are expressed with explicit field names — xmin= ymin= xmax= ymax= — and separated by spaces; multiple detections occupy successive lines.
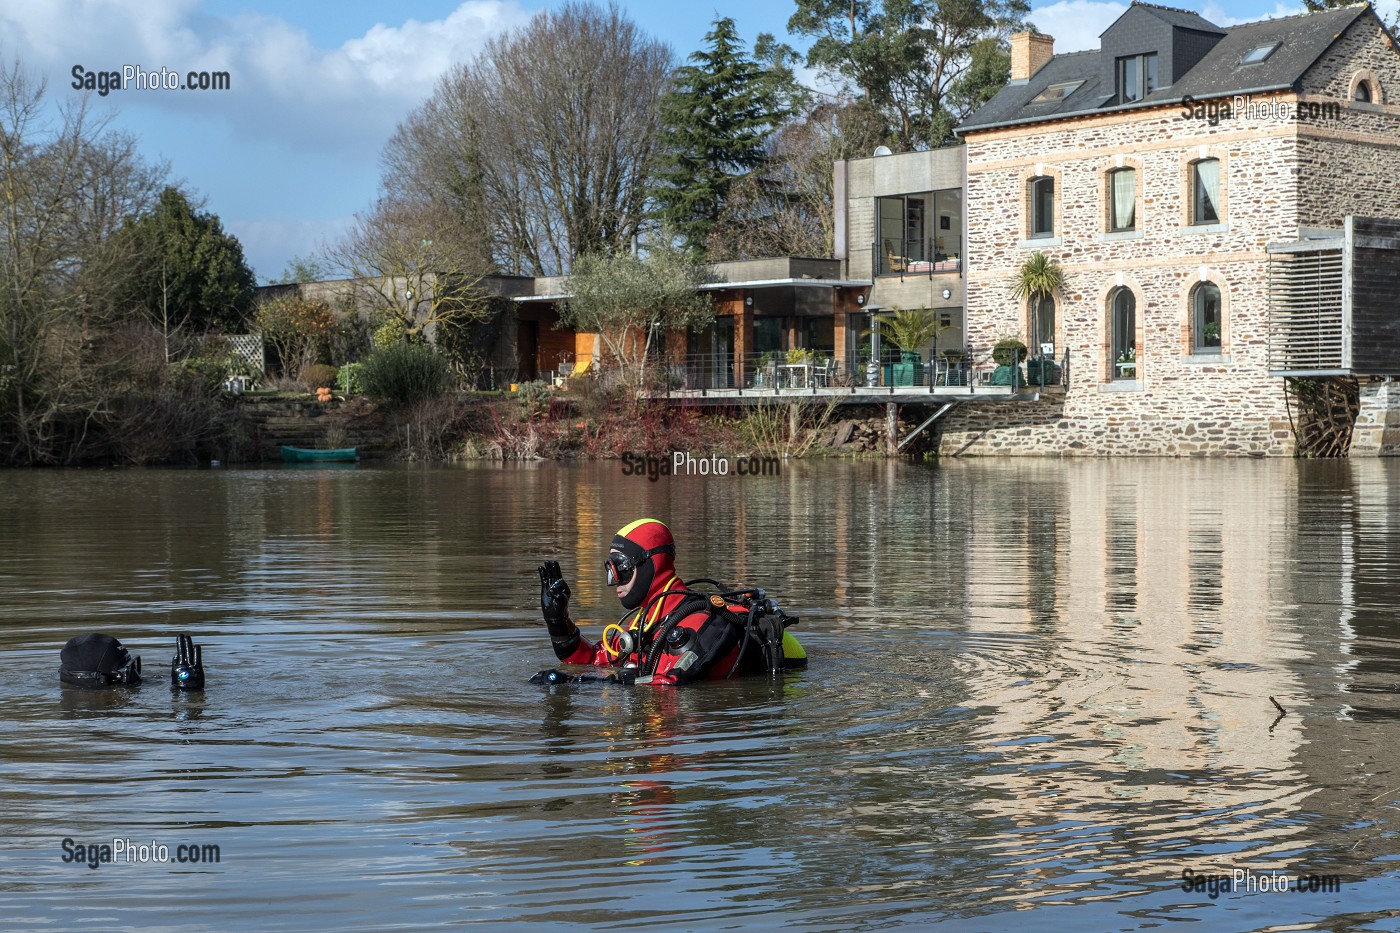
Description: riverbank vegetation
xmin=3 ymin=2 xmax=1031 ymax=467
xmin=0 ymin=60 xmax=258 ymax=466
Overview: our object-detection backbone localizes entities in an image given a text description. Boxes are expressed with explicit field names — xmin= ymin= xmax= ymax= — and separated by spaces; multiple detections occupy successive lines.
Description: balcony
xmin=1268 ymin=217 xmax=1400 ymax=376
xmin=641 ymin=351 xmax=1069 ymax=404
xmin=875 ymin=238 xmax=961 ymax=279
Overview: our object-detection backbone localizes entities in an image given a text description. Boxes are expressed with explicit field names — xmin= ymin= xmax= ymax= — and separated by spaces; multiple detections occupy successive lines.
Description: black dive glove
xmin=171 ymin=633 xmax=205 ymax=690
xmin=538 ymin=561 xmax=580 ymax=658
xmin=530 ymin=668 xmax=635 ymax=686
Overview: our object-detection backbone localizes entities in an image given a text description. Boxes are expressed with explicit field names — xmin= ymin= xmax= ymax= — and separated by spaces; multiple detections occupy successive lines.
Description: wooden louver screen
xmin=1267 ymin=248 xmax=1345 ymax=374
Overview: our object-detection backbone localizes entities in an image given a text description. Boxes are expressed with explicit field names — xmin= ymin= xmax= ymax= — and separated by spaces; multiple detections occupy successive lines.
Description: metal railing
xmin=651 ymin=353 xmax=847 ymax=391
xmin=648 ymin=352 xmax=1048 ymax=392
xmin=566 ymin=348 xmax=1072 ymax=395
xmin=874 ymin=238 xmax=962 ymax=278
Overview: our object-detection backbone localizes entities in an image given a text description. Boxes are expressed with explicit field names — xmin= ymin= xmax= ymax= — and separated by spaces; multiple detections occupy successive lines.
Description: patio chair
xmin=883 ymin=239 xmax=906 ymax=274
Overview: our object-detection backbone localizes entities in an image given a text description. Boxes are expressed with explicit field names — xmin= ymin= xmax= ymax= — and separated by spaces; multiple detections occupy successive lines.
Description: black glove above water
xmin=170 ymin=633 xmax=205 ymax=691
xmin=538 ymin=561 xmax=580 ymax=658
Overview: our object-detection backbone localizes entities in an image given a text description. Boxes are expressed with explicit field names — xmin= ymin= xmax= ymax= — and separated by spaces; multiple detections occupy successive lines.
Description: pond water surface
xmin=3 ymin=459 xmax=1400 ymax=931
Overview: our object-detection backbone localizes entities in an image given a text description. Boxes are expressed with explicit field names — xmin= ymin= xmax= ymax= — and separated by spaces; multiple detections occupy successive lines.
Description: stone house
xmin=949 ymin=1 xmax=1400 ymax=456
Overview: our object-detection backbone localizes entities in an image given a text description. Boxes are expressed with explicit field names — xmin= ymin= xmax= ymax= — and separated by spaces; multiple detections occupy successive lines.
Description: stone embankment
xmin=230 ymin=395 xmax=919 ymax=462
xmin=235 ymin=396 xmax=397 ymax=461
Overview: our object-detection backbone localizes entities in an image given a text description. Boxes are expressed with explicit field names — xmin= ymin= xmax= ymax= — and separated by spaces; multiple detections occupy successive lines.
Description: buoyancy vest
xmin=630 ymin=587 xmax=803 ymax=685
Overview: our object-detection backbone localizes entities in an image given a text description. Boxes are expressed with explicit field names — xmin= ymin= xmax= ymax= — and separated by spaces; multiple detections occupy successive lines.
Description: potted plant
xmin=879 ymin=307 xmax=939 ymax=365
xmin=1116 ymin=348 xmax=1137 ymax=378
xmin=986 ymin=336 xmax=1027 ymax=387
xmin=1010 ymin=251 xmax=1064 ymax=383
xmin=754 ymin=351 xmax=778 ymax=387
xmin=877 ymin=307 xmax=938 ymax=386
xmin=991 ymin=338 xmax=1028 ymax=366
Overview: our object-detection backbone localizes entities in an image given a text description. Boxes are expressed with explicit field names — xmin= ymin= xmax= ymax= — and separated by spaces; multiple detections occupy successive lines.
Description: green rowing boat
xmin=281 ymin=446 xmax=358 ymax=463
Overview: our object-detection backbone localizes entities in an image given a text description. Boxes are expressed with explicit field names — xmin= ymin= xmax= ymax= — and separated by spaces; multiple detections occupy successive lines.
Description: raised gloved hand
xmin=539 ymin=560 xmax=571 ymax=624
xmin=170 ymin=633 xmax=205 ymax=691
xmin=538 ymin=561 xmax=580 ymax=658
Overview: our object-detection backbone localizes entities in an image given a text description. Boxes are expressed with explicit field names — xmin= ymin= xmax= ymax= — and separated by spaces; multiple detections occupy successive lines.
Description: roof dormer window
xmin=1118 ymin=53 xmax=1158 ymax=103
xmin=1240 ymin=42 xmax=1280 ymax=65
xmin=1031 ymin=80 xmax=1085 ymax=104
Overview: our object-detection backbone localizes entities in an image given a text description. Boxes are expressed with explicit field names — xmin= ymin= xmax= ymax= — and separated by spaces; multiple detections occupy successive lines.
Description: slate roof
xmin=959 ymin=3 xmax=1373 ymax=133
xmin=1111 ymin=2 xmax=1223 ymax=36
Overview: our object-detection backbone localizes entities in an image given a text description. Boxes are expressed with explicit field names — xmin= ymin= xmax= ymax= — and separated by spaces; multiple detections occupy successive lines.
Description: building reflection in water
xmin=952 ymin=462 xmax=1319 ymax=903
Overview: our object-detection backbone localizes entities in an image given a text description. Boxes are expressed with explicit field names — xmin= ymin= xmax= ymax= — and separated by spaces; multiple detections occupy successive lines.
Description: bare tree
xmin=708 ymin=99 xmax=886 ymax=261
xmin=386 ymin=2 xmax=670 ymax=276
xmin=324 ymin=196 xmax=491 ymax=345
xmin=0 ymin=56 xmax=172 ymax=463
xmin=379 ymin=92 xmax=492 ymax=274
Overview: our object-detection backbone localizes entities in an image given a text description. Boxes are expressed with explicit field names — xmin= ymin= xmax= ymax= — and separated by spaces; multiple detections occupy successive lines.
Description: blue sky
xmin=4 ymin=0 xmax=1392 ymax=282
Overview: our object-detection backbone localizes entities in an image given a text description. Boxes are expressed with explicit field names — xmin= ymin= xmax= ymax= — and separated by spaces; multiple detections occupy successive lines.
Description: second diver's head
xmin=605 ymin=518 xmax=676 ymax=610
xmin=59 ymin=632 xmax=142 ymax=688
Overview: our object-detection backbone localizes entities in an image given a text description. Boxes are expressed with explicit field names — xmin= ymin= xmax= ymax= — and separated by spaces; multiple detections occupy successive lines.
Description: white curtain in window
xmin=1197 ymin=160 xmax=1221 ymax=217
xmin=1112 ymin=169 xmax=1135 ymax=229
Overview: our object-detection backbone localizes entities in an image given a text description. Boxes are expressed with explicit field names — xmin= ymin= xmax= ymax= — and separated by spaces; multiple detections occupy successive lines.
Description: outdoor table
xmin=781 ymin=363 xmax=813 ymax=388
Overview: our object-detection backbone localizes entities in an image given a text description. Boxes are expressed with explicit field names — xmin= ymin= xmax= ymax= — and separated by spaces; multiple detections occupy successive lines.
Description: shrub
xmin=169 ymin=356 xmax=231 ymax=395
xmin=255 ymin=296 xmax=336 ymax=377
xmin=359 ymin=342 xmax=450 ymax=405
xmin=992 ymin=338 xmax=1029 ymax=366
xmin=517 ymin=380 xmax=552 ymax=420
xmin=339 ymin=362 xmax=365 ymax=395
xmin=299 ymin=363 xmax=338 ymax=389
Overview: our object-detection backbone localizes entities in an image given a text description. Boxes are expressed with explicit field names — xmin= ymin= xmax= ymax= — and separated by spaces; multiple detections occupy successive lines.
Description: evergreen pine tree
xmin=652 ymin=18 xmax=789 ymax=254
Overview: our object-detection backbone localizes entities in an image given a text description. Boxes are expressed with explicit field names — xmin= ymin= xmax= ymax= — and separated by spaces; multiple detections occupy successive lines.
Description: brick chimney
xmin=1010 ymin=32 xmax=1055 ymax=82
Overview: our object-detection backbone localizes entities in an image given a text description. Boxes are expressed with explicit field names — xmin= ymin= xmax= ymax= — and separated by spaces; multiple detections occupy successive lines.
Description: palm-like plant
xmin=1010 ymin=251 xmax=1065 ymax=305
xmin=878 ymin=307 xmax=939 ymax=355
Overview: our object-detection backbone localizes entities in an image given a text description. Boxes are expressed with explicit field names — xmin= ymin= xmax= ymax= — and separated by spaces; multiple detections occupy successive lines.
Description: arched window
xmin=1030 ymin=296 xmax=1056 ymax=355
xmin=1030 ymin=177 xmax=1055 ymax=238
xmin=1191 ymin=159 xmax=1220 ymax=225
xmin=1108 ymin=168 xmax=1136 ymax=232
xmin=1356 ymin=81 xmax=1373 ymax=102
xmin=1193 ymin=282 xmax=1222 ymax=353
xmin=1111 ymin=288 xmax=1136 ymax=379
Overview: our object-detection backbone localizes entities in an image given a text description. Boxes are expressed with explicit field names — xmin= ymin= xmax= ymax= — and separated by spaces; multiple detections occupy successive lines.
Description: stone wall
xmin=950 ymin=16 xmax=1400 ymax=457
xmin=235 ymin=397 xmax=397 ymax=461
xmin=1295 ymin=15 xmax=1400 ymax=230
xmin=1353 ymin=381 xmax=1400 ymax=456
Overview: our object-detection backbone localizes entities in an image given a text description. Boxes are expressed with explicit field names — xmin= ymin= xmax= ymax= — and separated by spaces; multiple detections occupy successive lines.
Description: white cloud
xmin=1 ymin=0 xmax=532 ymax=154
xmin=1027 ymin=0 xmax=1128 ymax=53
xmin=0 ymin=0 xmax=534 ymax=276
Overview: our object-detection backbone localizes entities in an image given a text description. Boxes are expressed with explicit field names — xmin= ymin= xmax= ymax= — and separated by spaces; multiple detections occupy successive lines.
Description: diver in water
xmin=535 ymin=518 xmax=805 ymax=685
xmin=58 ymin=632 xmax=206 ymax=690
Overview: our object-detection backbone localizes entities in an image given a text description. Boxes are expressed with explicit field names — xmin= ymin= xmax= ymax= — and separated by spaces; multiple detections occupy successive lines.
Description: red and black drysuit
xmin=544 ymin=519 xmax=772 ymax=686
